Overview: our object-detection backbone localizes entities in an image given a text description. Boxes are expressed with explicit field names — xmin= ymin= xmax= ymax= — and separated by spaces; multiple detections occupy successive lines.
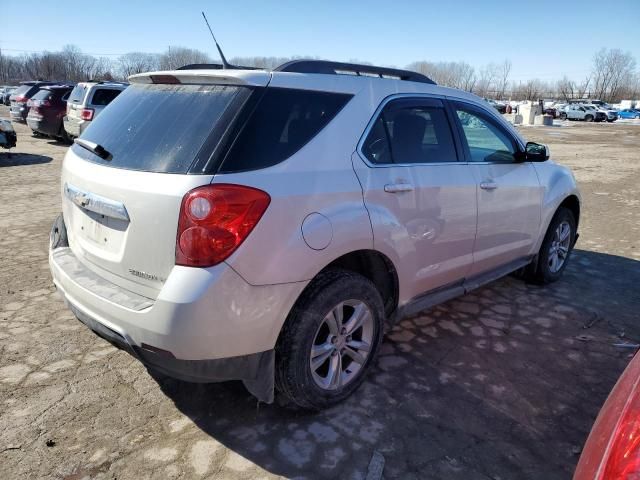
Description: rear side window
xmin=68 ymin=85 xmax=88 ymax=104
xmin=90 ymin=88 xmax=123 ymax=106
xmin=362 ymin=98 xmax=458 ymax=164
xmin=72 ymin=83 xmax=250 ymax=173
xmin=219 ymin=88 xmax=352 ymax=173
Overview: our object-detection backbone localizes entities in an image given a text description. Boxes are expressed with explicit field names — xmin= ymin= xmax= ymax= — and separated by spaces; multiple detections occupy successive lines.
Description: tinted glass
xmin=68 ymin=84 xmax=88 ymax=104
xmin=11 ymin=85 xmax=31 ymax=98
xmin=72 ymin=83 xmax=249 ymax=173
xmin=90 ymin=88 xmax=123 ymax=106
xmin=31 ymin=90 xmax=52 ymax=101
xmin=362 ymin=115 xmax=392 ymax=164
xmin=220 ymin=88 xmax=352 ymax=173
xmin=363 ymin=102 xmax=458 ymax=164
xmin=455 ymin=105 xmax=516 ymax=162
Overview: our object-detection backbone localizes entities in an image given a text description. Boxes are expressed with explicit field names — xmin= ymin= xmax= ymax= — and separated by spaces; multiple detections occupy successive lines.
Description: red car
xmin=574 ymin=351 xmax=640 ymax=479
xmin=26 ymin=84 xmax=74 ymax=142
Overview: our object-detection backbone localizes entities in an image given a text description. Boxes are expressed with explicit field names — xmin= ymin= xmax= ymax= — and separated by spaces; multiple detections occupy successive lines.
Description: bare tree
xmin=496 ymin=59 xmax=512 ymax=100
xmin=591 ymin=48 xmax=636 ymax=102
xmin=158 ymin=47 xmax=212 ymax=71
xmin=118 ymin=52 xmax=160 ymax=78
xmin=406 ymin=61 xmax=476 ymax=92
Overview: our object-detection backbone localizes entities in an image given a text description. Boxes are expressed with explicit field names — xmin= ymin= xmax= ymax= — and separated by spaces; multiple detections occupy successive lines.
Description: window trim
xmin=357 ymin=93 xmax=464 ymax=168
xmin=449 ymin=98 xmax=525 ymax=164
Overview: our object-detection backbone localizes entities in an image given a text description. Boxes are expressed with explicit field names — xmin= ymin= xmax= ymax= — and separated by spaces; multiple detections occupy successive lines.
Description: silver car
xmin=63 ymin=81 xmax=128 ymax=139
xmin=49 ymin=60 xmax=581 ymax=409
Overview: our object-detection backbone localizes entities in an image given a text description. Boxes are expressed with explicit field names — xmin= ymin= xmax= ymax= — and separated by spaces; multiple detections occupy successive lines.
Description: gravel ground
xmin=1 ymin=108 xmax=639 ymax=480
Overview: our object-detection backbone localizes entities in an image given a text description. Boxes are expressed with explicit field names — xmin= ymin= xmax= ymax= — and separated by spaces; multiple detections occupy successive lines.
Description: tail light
xmin=176 ymin=184 xmax=270 ymax=267
xmin=600 ymin=384 xmax=640 ymax=478
xmin=14 ymin=95 xmax=27 ymax=103
xmin=80 ymin=108 xmax=94 ymax=121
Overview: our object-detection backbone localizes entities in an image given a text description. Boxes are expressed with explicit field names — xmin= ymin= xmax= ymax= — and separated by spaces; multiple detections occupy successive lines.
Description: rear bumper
xmin=63 ymin=116 xmax=85 ymax=137
xmin=49 ymin=214 xmax=307 ymax=401
xmin=9 ymin=106 xmax=26 ymax=122
xmin=27 ymin=117 xmax=59 ymax=136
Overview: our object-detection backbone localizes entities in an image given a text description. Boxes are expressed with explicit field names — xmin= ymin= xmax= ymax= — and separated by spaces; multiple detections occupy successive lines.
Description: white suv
xmin=63 ymin=81 xmax=128 ymax=139
xmin=49 ymin=60 xmax=581 ymax=409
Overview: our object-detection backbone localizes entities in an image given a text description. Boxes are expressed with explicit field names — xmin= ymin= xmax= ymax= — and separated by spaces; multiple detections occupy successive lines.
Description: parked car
xmin=486 ymin=98 xmax=507 ymax=114
xmin=1 ymin=86 xmax=17 ymax=106
xmin=574 ymin=351 xmax=640 ymax=479
xmin=9 ymin=81 xmax=57 ymax=122
xmin=618 ymin=108 xmax=640 ymax=120
xmin=559 ymin=104 xmax=607 ymax=122
xmin=49 ymin=60 xmax=581 ymax=409
xmin=583 ymin=104 xmax=617 ymax=123
xmin=26 ymin=84 xmax=75 ymax=141
xmin=543 ymin=107 xmax=557 ymax=118
xmin=63 ymin=81 xmax=128 ymax=139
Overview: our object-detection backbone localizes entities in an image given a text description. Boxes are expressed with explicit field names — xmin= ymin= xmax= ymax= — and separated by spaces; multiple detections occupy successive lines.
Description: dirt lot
xmin=1 ymin=107 xmax=639 ymax=480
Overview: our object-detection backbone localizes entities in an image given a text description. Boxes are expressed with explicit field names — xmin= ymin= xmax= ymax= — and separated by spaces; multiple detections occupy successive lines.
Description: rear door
xmin=450 ymin=100 xmax=542 ymax=277
xmin=353 ymin=96 xmax=477 ymax=300
xmin=61 ymin=82 xmax=258 ymax=298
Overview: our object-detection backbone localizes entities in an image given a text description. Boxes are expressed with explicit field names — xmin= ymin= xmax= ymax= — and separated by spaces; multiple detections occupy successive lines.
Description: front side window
xmin=362 ymin=99 xmax=458 ymax=164
xmin=454 ymin=104 xmax=517 ymax=163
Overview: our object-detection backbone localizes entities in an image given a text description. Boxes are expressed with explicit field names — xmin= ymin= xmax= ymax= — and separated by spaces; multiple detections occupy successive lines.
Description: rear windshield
xmin=31 ymin=89 xmax=52 ymax=101
xmin=71 ymin=83 xmax=250 ymax=173
xmin=12 ymin=85 xmax=32 ymax=97
xmin=90 ymin=88 xmax=123 ymax=106
xmin=68 ymin=84 xmax=88 ymax=104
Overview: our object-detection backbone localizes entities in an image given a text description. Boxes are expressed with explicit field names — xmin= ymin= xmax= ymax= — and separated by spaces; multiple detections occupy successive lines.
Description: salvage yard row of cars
xmin=2 ymin=80 xmax=127 ymax=142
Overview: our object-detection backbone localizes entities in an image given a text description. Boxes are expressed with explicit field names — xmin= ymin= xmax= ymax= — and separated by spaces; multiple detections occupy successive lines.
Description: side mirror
xmin=524 ymin=142 xmax=549 ymax=162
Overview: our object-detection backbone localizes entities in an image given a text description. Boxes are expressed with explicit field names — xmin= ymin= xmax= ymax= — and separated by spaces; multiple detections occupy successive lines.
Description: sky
xmin=2 ymin=0 xmax=639 ymax=81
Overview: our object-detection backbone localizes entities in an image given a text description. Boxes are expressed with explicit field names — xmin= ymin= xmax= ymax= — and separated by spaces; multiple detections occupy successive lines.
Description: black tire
xmin=275 ymin=269 xmax=385 ymax=410
xmin=559 ymin=112 xmax=567 ymax=120
xmin=59 ymin=126 xmax=71 ymax=144
xmin=584 ymin=114 xmax=594 ymax=122
xmin=525 ymin=207 xmax=576 ymax=284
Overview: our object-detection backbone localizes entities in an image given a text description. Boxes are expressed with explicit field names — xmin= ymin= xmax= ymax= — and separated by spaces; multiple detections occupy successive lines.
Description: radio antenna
xmin=201 ymin=11 xmax=230 ymax=69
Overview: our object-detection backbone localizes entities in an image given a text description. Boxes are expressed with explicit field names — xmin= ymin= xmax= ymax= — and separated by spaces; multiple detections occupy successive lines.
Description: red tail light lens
xmin=14 ymin=95 xmax=27 ymax=103
xmin=176 ymin=184 xmax=270 ymax=267
xmin=80 ymin=108 xmax=94 ymax=121
xmin=601 ymin=385 xmax=640 ymax=479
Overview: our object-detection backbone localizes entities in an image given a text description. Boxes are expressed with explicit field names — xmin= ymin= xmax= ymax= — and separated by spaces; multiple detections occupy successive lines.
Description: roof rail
xmin=274 ymin=60 xmax=436 ymax=85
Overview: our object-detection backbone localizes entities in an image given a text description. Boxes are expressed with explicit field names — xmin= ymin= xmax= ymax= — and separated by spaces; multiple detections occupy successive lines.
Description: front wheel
xmin=526 ymin=207 xmax=576 ymax=284
xmin=585 ymin=114 xmax=594 ymax=122
xmin=275 ymin=269 xmax=385 ymax=410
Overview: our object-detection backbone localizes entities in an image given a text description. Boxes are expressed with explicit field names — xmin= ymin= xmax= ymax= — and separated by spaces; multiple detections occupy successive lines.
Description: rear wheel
xmin=585 ymin=114 xmax=594 ymax=122
xmin=526 ymin=207 xmax=576 ymax=284
xmin=275 ymin=269 xmax=384 ymax=410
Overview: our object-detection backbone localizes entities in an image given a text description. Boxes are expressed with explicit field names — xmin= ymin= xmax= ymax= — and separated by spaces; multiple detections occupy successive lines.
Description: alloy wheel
xmin=548 ymin=220 xmax=571 ymax=273
xmin=310 ymin=300 xmax=374 ymax=390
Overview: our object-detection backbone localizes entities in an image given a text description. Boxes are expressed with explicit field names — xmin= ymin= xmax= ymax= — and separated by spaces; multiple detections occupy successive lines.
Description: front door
xmin=450 ymin=100 xmax=542 ymax=277
xmin=353 ymin=96 xmax=478 ymax=302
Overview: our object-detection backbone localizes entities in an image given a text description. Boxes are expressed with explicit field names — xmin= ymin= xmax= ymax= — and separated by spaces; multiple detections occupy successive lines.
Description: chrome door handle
xmin=480 ymin=181 xmax=498 ymax=190
xmin=384 ymin=183 xmax=414 ymax=193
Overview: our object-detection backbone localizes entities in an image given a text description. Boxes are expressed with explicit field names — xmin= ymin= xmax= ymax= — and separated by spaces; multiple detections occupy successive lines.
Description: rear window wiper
xmin=74 ymin=138 xmax=112 ymax=161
